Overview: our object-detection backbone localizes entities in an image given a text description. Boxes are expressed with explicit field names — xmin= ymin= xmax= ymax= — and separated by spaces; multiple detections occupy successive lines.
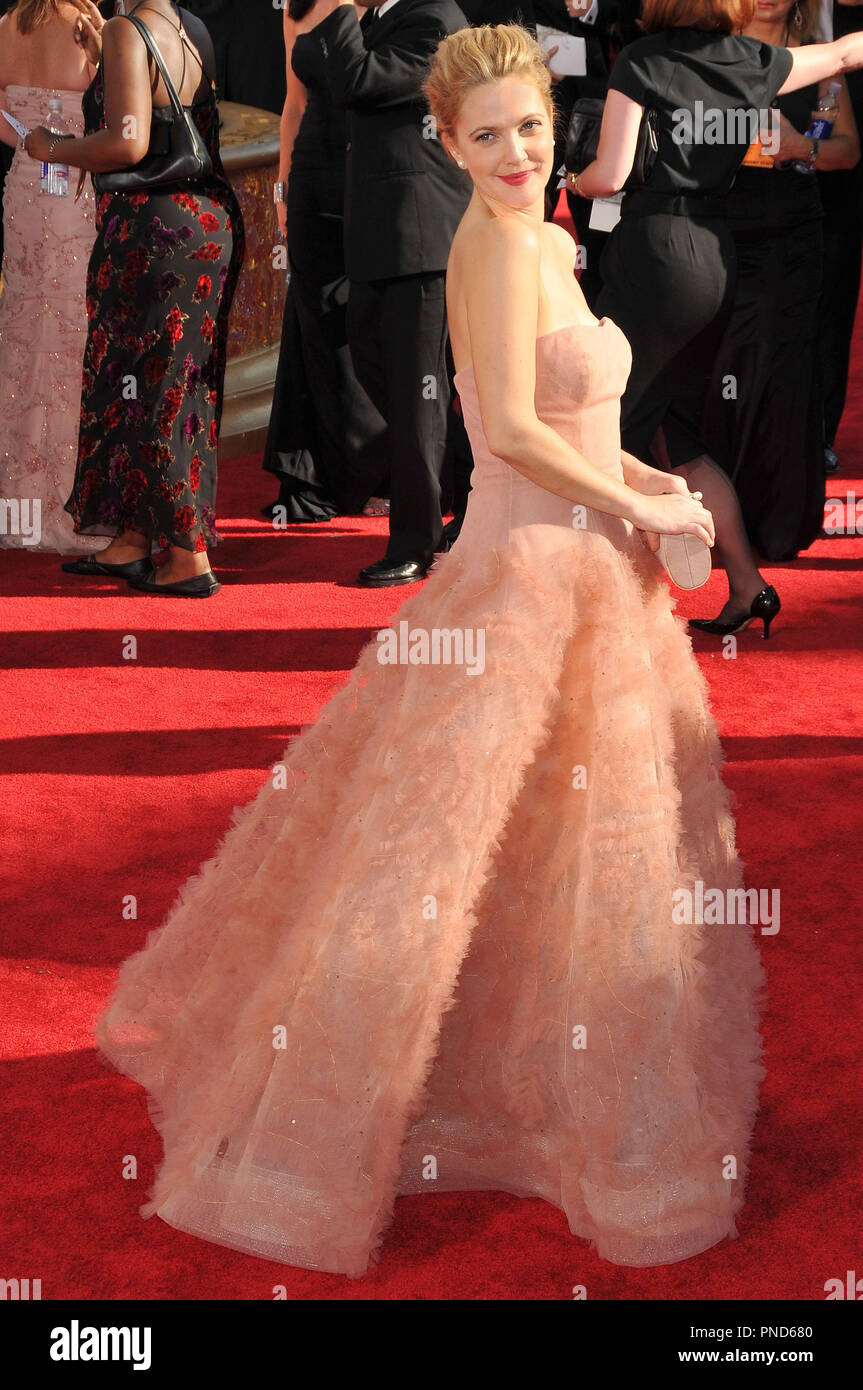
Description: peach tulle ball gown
xmin=97 ymin=315 xmax=764 ymax=1276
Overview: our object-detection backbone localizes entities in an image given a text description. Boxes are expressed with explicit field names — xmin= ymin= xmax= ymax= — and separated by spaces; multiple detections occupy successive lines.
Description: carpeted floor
xmin=2 ymin=278 xmax=861 ymax=1302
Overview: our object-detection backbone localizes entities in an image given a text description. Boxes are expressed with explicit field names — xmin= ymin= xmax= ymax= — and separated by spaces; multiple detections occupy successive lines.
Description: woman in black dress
xmin=261 ymin=0 xmax=387 ymax=524
xmin=26 ymin=0 xmax=243 ymax=597
xmin=703 ymin=0 xmax=859 ymax=562
xmin=571 ymin=0 xmax=863 ymax=635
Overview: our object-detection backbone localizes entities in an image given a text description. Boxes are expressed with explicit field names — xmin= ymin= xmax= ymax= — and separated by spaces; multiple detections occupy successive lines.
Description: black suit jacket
xmin=316 ymin=0 xmax=472 ymax=282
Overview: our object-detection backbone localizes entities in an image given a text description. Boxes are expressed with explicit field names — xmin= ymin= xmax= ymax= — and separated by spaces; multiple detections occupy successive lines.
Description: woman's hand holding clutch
xmin=630 ymin=484 xmax=715 ymax=590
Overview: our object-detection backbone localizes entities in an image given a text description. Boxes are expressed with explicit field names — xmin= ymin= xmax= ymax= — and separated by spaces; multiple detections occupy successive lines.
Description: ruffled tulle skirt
xmin=97 ymin=514 xmax=763 ymax=1276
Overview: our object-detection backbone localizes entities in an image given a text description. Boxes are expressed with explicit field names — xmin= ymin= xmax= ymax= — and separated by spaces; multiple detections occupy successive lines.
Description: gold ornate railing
xmin=218 ymin=100 xmax=288 ymax=460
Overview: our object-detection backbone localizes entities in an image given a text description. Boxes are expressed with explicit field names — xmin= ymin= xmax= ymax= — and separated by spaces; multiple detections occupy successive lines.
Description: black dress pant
xmin=347 ymin=272 xmax=451 ymax=562
xmin=262 ymin=161 xmax=388 ymax=518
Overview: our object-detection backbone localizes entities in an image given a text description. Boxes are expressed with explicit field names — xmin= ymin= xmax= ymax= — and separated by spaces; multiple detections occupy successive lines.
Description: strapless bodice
xmin=4 ymin=86 xmax=87 ymax=133
xmin=454 ymin=318 xmax=633 ymax=540
xmin=291 ymin=29 xmax=347 ymax=167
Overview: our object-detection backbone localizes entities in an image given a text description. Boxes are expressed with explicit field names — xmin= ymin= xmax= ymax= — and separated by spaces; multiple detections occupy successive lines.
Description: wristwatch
xmin=273 ymin=180 xmax=287 ymax=205
xmin=807 ymin=138 xmax=819 ymax=169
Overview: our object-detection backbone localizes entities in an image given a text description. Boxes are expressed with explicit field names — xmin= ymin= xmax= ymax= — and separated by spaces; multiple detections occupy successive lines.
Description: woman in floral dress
xmin=25 ymin=0 xmax=244 ymax=596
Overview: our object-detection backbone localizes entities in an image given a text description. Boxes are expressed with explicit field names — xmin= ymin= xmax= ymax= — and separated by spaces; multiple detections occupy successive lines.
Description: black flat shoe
xmin=357 ymin=556 xmax=432 ymax=587
xmin=689 ymin=585 xmax=781 ymax=639
xmin=129 ymin=570 xmax=221 ymax=598
xmin=61 ymin=553 xmax=154 ymax=582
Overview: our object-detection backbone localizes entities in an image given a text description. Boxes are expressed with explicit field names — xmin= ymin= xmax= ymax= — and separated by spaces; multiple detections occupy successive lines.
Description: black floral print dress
xmin=66 ymin=68 xmax=244 ymax=553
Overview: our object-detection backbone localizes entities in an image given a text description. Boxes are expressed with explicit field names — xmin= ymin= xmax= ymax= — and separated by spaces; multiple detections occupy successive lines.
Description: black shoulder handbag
xmin=93 ymin=13 xmax=213 ymax=195
xmin=564 ymin=97 xmax=659 ymax=191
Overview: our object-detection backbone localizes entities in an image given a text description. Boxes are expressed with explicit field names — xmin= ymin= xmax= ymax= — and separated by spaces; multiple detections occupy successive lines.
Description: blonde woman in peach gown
xmin=0 ymin=0 xmax=97 ymax=553
xmin=98 ymin=25 xmax=767 ymax=1278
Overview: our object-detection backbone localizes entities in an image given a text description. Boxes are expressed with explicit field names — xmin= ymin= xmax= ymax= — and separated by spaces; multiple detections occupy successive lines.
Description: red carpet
xmin=2 ymin=306 xmax=862 ymax=1303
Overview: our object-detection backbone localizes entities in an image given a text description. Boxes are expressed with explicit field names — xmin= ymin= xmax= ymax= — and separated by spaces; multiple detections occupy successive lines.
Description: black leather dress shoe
xmin=129 ymin=570 xmax=221 ymax=598
xmin=357 ymin=556 xmax=432 ymax=587
xmin=61 ymin=553 xmax=154 ymax=582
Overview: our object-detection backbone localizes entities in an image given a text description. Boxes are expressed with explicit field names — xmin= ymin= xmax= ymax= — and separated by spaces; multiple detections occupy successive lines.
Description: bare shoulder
xmin=455 ymin=215 xmax=542 ymax=273
xmin=544 ymin=219 xmax=577 ymax=265
xmin=103 ymin=14 xmax=136 ymax=46
xmin=0 ymin=11 xmax=19 ymax=80
xmin=102 ymin=11 xmax=158 ymax=63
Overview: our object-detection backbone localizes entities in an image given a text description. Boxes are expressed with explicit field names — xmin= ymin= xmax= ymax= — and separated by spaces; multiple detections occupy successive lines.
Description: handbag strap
xmin=122 ymin=13 xmax=191 ymax=121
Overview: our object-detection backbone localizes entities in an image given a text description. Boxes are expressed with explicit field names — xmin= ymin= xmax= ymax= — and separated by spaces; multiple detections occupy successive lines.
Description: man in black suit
xmin=317 ymin=0 xmax=472 ymax=586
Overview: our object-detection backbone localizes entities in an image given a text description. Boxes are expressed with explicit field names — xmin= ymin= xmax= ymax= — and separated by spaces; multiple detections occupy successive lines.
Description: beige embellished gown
xmin=98 ymin=316 xmax=765 ymax=1276
xmin=0 ymin=86 xmax=96 ymax=553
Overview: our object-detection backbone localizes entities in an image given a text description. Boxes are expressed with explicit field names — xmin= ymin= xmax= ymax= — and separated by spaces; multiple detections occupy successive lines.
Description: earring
xmin=793 ymin=1 xmax=803 ymax=26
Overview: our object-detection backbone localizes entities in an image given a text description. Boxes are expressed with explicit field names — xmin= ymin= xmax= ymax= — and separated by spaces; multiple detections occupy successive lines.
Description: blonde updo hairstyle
xmin=423 ymin=23 xmax=558 ymax=156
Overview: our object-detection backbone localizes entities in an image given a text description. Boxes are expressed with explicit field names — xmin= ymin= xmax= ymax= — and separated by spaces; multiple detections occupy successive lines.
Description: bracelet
xmin=47 ymin=136 xmax=69 ymax=163
xmin=273 ymin=180 xmax=287 ymax=205
xmin=807 ymin=137 xmax=819 ymax=168
xmin=567 ymin=170 xmax=584 ymax=196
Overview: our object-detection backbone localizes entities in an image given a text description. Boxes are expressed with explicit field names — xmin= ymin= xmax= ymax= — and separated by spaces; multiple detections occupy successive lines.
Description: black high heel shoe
xmin=689 ymin=585 xmax=781 ymax=640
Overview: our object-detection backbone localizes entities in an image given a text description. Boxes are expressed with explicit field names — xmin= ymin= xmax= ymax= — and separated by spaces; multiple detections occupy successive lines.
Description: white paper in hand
xmin=589 ymin=193 xmax=623 ymax=232
xmin=2 ymin=110 xmax=31 ymax=140
xmin=536 ymin=27 xmax=587 ymax=78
